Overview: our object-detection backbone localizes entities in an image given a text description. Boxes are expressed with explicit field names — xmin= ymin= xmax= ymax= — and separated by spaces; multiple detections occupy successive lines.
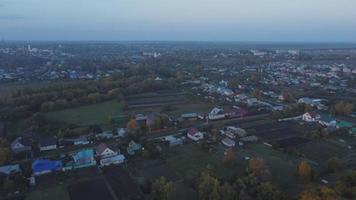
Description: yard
xmin=43 ymin=100 xmax=125 ymax=126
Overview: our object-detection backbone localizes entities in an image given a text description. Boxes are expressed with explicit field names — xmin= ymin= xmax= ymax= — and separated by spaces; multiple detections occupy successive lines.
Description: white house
xmin=38 ymin=138 xmax=57 ymax=152
xmin=116 ymin=128 xmax=126 ymax=138
xmin=96 ymin=143 xmax=117 ymax=158
xmin=302 ymin=112 xmax=321 ymax=122
xmin=222 ymin=138 xmax=235 ymax=147
xmin=208 ymin=107 xmax=225 ymax=120
xmin=95 ymin=143 xmax=125 ymax=166
xmin=99 ymin=154 xmax=125 ymax=166
xmin=187 ymin=128 xmax=204 ymax=142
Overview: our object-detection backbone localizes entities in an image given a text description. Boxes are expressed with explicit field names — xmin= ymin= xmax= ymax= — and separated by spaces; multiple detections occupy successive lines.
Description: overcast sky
xmin=0 ymin=0 xmax=355 ymax=42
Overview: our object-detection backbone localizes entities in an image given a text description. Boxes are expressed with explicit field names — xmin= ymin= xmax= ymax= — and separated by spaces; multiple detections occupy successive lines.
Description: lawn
xmin=43 ymin=100 xmax=125 ymax=126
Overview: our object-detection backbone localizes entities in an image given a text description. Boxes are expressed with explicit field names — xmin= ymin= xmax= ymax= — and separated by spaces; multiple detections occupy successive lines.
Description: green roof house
xmin=337 ymin=121 xmax=354 ymax=129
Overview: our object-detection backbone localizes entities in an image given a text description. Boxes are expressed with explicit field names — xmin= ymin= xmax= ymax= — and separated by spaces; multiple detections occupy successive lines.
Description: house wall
xmin=40 ymin=145 xmax=57 ymax=152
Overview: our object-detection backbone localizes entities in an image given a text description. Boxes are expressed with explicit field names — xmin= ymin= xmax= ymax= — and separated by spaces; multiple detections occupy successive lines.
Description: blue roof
xmin=32 ymin=159 xmax=62 ymax=173
xmin=0 ymin=164 xmax=21 ymax=175
xmin=73 ymin=149 xmax=94 ymax=164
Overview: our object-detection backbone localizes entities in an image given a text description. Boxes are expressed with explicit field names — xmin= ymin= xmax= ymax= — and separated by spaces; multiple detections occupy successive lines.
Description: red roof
xmin=188 ymin=128 xmax=199 ymax=136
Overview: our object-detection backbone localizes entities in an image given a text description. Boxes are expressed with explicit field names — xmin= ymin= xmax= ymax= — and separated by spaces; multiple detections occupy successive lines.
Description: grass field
xmin=43 ymin=100 xmax=125 ymax=126
xmin=298 ymin=140 xmax=348 ymax=167
xmin=247 ymin=144 xmax=302 ymax=195
xmin=7 ymin=118 xmax=29 ymax=140
xmin=26 ymin=184 xmax=70 ymax=200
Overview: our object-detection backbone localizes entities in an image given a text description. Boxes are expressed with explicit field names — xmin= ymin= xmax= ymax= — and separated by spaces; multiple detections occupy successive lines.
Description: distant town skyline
xmin=0 ymin=0 xmax=356 ymax=42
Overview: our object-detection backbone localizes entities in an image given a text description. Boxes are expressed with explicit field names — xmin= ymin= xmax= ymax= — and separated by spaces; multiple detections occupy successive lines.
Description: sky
xmin=0 ymin=0 xmax=356 ymax=42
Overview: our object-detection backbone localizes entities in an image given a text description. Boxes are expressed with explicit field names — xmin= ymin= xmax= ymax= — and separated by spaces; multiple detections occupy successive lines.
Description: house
xmin=32 ymin=159 xmax=62 ymax=176
xmin=187 ymin=128 xmax=204 ymax=141
xmin=38 ymin=137 xmax=57 ymax=152
xmin=235 ymin=128 xmax=248 ymax=137
xmin=73 ymin=137 xmax=90 ymax=145
xmin=96 ymin=143 xmax=125 ymax=166
xmin=208 ymin=107 xmax=225 ymax=120
xmin=127 ymin=141 xmax=142 ymax=156
xmin=11 ymin=137 xmax=33 ymax=153
xmin=318 ymin=114 xmax=337 ymax=127
xmin=240 ymin=136 xmax=259 ymax=143
xmin=116 ymin=128 xmax=126 ymax=138
xmin=135 ymin=114 xmax=147 ymax=125
xmin=337 ymin=121 xmax=354 ymax=129
xmin=0 ymin=164 xmax=21 ymax=175
xmin=198 ymin=113 xmax=207 ymax=120
xmin=96 ymin=131 xmax=114 ymax=140
xmin=96 ymin=143 xmax=117 ymax=158
xmin=350 ymin=112 xmax=356 ymax=118
xmin=222 ymin=138 xmax=236 ymax=147
xmin=99 ymin=154 xmax=125 ymax=166
xmin=181 ymin=113 xmax=198 ymax=121
xmin=227 ymin=107 xmax=248 ymax=118
xmin=302 ymin=112 xmax=320 ymax=122
xmin=71 ymin=149 xmax=96 ymax=169
xmin=163 ymin=135 xmax=183 ymax=146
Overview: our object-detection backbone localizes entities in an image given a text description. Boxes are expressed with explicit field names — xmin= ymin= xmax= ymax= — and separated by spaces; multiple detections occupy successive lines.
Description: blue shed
xmin=32 ymin=159 xmax=62 ymax=175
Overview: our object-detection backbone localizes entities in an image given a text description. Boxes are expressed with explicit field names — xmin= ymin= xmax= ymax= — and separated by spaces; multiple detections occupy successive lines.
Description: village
xmin=0 ymin=42 xmax=355 ymax=200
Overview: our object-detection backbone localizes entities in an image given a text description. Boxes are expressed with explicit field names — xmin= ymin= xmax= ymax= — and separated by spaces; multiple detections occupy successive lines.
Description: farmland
xmin=43 ymin=100 xmax=124 ymax=126
xmin=126 ymin=91 xmax=187 ymax=108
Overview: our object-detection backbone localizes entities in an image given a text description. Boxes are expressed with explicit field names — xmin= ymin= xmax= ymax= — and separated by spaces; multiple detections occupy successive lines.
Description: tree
xmin=222 ymin=149 xmax=235 ymax=167
xmin=126 ymin=118 xmax=138 ymax=130
xmin=219 ymin=182 xmax=236 ymax=200
xmin=0 ymin=139 xmax=10 ymax=165
xmin=333 ymin=102 xmax=354 ymax=116
xmin=151 ymin=176 xmax=175 ymax=200
xmin=327 ymin=157 xmax=343 ymax=173
xmin=256 ymin=182 xmax=283 ymax=200
xmin=0 ymin=148 xmax=10 ymax=165
xmin=299 ymin=190 xmax=321 ymax=200
xmin=197 ymin=167 xmax=221 ymax=200
xmin=282 ymin=92 xmax=292 ymax=102
xmin=252 ymin=89 xmax=262 ymax=99
xmin=87 ymin=92 xmax=101 ymax=103
xmin=296 ymin=161 xmax=312 ymax=182
xmin=249 ymin=157 xmax=266 ymax=177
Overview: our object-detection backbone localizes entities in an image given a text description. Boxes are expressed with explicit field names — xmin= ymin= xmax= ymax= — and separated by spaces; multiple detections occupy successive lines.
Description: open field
xmin=247 ymin=144 xmax=303 ymax=195
xmin=68 ymin=178 xmax=114 ymax=200
xmin=126 ymin=91 xmax=187 ymax=108
xmin=43 ymin=100 xmax=124 ymax=126
xmin=298 ymin=140 xmax=349 ymax=167
xmin=26 ymin=184 xmax=70 ymax=200
xmin=128 ymin=102 xmax=214 ymax=117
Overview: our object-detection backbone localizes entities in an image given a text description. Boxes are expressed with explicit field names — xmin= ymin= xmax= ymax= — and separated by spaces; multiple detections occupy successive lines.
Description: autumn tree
xmin=333 ymin=102 xmax=354 ymax=116
xmin=248 ymin=158 xmax=266 ymax=176
xmin=282 ymin=92 xmax=293 ymax=102
xmin=296 ymin=160 xmax=312 ymax=182
xmin=222 ymin=149 xmax=235 ymax=167
xmin=252 ymin=89 xmax=262 ymax=99
xmin=299 ymin=190 xmax=321 ymax=200
xmin=151 ymin=176 xmax=176 ymax=200
xmin=126 ymin=118 xmax=138 ymax=130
